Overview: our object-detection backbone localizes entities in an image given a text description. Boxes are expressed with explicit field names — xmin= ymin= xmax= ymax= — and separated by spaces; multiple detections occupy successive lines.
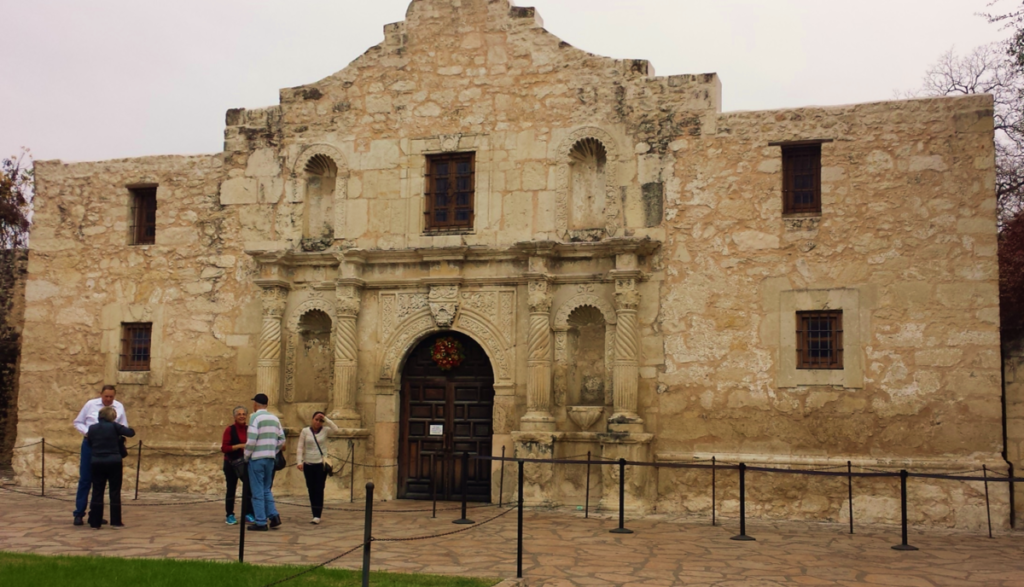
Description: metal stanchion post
xmin=585 ymin=450 xmax=591 ymax=519
xmin=454 ymin=452 xmax=474 ymax=524
xmin=362 ymin=482 xmax=374 ymax=587
xmin=499 ymin=445 xmax=506 ymax=508
xmin=238 ymin=475 xmax=249 ymax=563
xmin=349 ymin=440 xmax=355 ymax=504
xmin=730 ymin=463 xmax=755 ymax=541
xmin=41 ymin=438 xmax=45 ymax=497
xmin=891 ymin=469 xmax=918 ymax=551
xmin=431 ymin=454 xmax=437 ymax=519
xmin=1010 ymin=462 xmax=1016 ymax=530
xmin=711 ymin=456 xmax=716 ymax=527
xmin=609 ymin=458 xmax=633 ymax=534
xmin=984 ymin=465 xmax=993 ymax=539
xmin=517 ymin=459 xmax=524 ymax=580
xmin=848 ymin=460 xmax=854 ymax=534
xmin=134 ymin=441 xmax=143 ymax=500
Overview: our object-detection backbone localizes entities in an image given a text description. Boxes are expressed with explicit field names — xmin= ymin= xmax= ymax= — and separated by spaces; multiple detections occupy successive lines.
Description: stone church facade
xmin=16 ymin=0 xmax=1008 ymax=528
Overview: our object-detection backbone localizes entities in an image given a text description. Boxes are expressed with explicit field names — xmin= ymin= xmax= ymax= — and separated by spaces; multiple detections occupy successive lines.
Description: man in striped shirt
xmin=244 ymin=393 xmax=285 ymax=531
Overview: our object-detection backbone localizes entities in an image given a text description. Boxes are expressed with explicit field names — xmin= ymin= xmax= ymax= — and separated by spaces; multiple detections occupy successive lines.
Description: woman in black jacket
xmin=86 ymin=406 xmax=135 ymax=529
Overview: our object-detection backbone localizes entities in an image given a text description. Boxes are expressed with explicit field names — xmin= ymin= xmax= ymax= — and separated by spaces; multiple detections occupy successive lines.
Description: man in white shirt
xmin=72 ymin=385 xmax=128 ymax=526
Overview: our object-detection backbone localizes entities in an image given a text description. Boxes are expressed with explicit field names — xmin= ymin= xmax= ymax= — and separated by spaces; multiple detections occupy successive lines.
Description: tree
xmin=0 ymin=149 xmax=32 ymax=249
xmin=1001 ymin=212 xmax=1024 ymax=342
xmin=905 ymin=42 xmax=1024 ymax=225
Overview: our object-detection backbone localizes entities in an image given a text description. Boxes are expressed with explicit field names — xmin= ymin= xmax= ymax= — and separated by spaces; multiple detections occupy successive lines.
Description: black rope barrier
xmin=10 ymin=440 xmax=43 ymax=450
xmin=258 ymin=542 xmax=367 ymax=587
xmin=373 ymin=507 xmax=515 ymax=543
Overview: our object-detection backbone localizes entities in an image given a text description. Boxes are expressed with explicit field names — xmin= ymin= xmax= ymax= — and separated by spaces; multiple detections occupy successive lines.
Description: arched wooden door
xmin=398 ymin=333 xmax=494 ymax=502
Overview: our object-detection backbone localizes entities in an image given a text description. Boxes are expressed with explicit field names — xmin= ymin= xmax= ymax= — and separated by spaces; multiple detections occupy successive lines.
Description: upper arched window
xmin=304 ymin=154 xmax=337 ymax=240
xmin=568 ymin=138 xmax=608 ymax=231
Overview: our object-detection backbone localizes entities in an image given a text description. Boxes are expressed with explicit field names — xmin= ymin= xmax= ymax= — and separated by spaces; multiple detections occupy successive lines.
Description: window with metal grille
xmin=128 ymin=187 xmax=157 ymax=245
xmin=424 ymin=153 xmax=474 ymax=231
xmin=796 ymin=311 xmax=843 ymax=369
xmin=782 ymin=145 xmax=821 ymax=214
xmin=120 ymin=323 xmax=152 ymax=371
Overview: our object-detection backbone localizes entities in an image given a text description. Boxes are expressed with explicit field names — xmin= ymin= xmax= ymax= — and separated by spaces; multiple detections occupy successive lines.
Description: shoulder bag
xmin=227 ymin=426 xmax=247 ymax=479
xmin=310 ymin=428 xmax=334 ymax=477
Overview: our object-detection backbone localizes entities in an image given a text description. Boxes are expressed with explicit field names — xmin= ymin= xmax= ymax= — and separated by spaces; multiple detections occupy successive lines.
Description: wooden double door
xmin=398 ymin=333 xmax=494 ymax=502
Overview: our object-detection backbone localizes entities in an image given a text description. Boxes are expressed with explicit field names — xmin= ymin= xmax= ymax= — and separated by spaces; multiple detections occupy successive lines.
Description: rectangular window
xmin=796 ymin=311 xmax=843 ymax=369
xmin=782 ymin=145 xmax=821 ymax=214
xmin=120 ymin=323 xmax=152 ymax=371
xmin=129 ymin=187 xmax=157 ymax=245
xmin=424 ymin=153 xmax=474 ymax=231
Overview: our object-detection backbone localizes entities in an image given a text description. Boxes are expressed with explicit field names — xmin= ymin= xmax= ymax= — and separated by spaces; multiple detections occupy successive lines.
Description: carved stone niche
xmin=552 ymin=288 xmax=618 ymax=432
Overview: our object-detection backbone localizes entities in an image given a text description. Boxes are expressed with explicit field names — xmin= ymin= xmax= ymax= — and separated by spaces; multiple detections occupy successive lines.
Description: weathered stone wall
xmin=13 ymin=0 xmax=1006 ymax=527
xmin=0 ymin=249 xmax=27 ymax=467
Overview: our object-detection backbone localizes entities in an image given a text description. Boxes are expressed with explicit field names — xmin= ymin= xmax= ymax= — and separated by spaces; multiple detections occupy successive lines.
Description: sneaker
xmin=311 ymin=517 xmax=320 ymax=525
xmin=246 ymin=524 xmax=268 ymax=532
xmin=245 ymin=514 xmax=256 ymax=524
xmin=73 ymin=516 xmax=84 ymax=526
xmin=226 ymin=514 xmax=238 ymax=526
xmin=101 ymin=519 xmax=109 ymax=525
xmin=110 ymin=523 xmax=125 ymax=529
xmin=269 ymin=514 xmax=282 ymax=529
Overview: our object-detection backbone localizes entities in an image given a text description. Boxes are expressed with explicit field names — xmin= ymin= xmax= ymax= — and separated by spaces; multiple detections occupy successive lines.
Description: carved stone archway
xmin=555 ymin=126 xmax=623 ymax=240
xmin=284 ymin=297 xmax=336 ymax=402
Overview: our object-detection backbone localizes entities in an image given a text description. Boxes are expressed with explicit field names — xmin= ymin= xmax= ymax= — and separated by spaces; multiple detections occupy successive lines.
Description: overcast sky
xmin=0 ymin=0 xmax=1009 ymax=164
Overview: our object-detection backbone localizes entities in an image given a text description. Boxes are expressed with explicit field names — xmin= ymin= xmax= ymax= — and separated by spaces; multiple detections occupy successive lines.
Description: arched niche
xmin=552 ymin=293 xmax=617 ymax=408
xmin=293 ymin=309 xmax=333 ymax=403
xmin=555 ymin=127 xmax=622 ymax=241
xmin=292 ymin=144 xmax=348 ymax=247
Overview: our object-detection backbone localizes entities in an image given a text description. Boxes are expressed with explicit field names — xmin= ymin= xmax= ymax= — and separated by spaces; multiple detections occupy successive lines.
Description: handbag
xmin=227 ymin=426 xmax=247 ymax=479
xmin=310 ymin=427 xmax=333 ymax=477
xmin=118 ymin=436 xmax=129 ymax=459
xmin=274 ymin=450 xmax=287 ymax=471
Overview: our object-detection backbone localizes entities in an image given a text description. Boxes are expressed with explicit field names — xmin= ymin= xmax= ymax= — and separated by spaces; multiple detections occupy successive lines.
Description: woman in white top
xmin=296 ymin=411 xmax=338 ymax=524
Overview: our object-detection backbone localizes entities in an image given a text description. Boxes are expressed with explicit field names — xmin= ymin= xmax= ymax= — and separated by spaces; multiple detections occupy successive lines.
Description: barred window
xmin=782 ymin=145 xmax=821 ymax=214
xmin=424 ymin=153 xmax=474 ymax=231
xmin=796 ymin=311 xmax=843 ymax=369
xmin=128 ymin=187 xmax=157 ymax=245
xmin=120 ymin=323 xmax=152 ymax=371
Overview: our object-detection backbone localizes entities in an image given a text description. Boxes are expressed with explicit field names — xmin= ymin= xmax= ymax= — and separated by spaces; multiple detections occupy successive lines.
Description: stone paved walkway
xmin=1 ymin=487 xmax=1024 ymax=586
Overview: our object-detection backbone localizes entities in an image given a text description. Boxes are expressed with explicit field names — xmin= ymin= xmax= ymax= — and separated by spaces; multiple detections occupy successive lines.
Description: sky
xmin=0 ymin=0 xmax=1011 ymax=164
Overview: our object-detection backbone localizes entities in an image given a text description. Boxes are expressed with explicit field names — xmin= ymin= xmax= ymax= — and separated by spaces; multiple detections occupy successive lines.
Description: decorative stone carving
xmin=331 ymin=283 xmax=362 ymax=427
xmin=611 ymin=277 xmax=642 ymax=429
xmin=257 ymin=286 xmax=289 ymax=415
xmin=523 ymin=278 xmax=555 ymax=431
xmin=439 ymin=133 xmax=462 ymax=152
xmin=283 ymin=296 xmax=337 ymax=403
xmin=292 ymin=143 xmax=348 ymax=241
xmin=428 ymin=284 xmax=460 ymax=328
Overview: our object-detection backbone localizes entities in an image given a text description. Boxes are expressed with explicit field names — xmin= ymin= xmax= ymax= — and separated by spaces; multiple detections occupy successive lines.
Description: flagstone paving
xmin=1 ymin=487 xmax=1024 ymax=585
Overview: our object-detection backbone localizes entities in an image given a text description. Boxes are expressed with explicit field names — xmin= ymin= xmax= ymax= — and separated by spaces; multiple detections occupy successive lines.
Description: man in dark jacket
xmin=87 ymin=406 xmax=135 ymax=529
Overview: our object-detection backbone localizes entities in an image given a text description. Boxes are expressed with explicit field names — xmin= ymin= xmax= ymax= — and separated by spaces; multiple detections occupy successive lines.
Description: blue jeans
xmin=74 ymin=438 xmax=92 ymax=517
xmin=248 ymin=458 xmax=278 ymax=526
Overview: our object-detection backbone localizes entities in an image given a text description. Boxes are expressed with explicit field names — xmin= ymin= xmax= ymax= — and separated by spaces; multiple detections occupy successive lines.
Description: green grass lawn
xmin=0 ymin=551 xmax=501 ymax=587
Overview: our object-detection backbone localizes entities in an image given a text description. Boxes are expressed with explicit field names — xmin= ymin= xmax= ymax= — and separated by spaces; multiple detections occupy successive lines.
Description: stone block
xmin=245 ymin=148 xmax=280 ymax=177
xmin=220 ymin=177 xmax=258 ymax=205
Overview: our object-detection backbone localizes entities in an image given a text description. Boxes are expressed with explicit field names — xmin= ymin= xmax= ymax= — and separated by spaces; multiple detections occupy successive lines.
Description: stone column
xmin=520 ymin=278 xmax=555 ymax=431
xmin=610 ymin=275 xmax=643 ymax=431
xmin=257 ymin=286 xmax=288 ymax=416
xmin=330 ymin=284 xmax=362 ymax=428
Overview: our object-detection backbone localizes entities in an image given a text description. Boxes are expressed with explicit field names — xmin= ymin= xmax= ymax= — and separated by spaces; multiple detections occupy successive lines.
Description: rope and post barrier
xmin=730 ymin=462 xmax=754 ymax=541
xmin=361 ymin=482 xmax=374 ymax=587
xmin=892 ymin=469 xmax=918 ymax=551
xmin=498 ymin=445 xmax=505 ymax=508
xmin=609 ymin=458 xmax=633 ymax=534
xmin=711 ymin=456 xmax=716 ymax=527
xmin=349 ymin=440 xmax=355 ymax=504
xmin=847 ymin=460 xmax=854 ymax=534
xmin=431 ymin=455 xmax=438 ymax=519
xmin=584 ymin=450 xmax=591 ymax=519
xmin=41 ymin=438 xmax=45 ymax=497
xmin=453 ymin=452 xmax=474 ymax=525
xmin=134 ymin=441 xmax=143 ymax=500
xmin=517 ymin=459 xmax=524 ymax=580
xmin=984 ymin=465 xmax=993 ymax=539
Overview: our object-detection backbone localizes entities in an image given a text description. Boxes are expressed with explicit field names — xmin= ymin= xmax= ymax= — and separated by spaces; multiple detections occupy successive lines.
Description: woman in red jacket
xmin=221 ymin=406 xmax=253 ymax=525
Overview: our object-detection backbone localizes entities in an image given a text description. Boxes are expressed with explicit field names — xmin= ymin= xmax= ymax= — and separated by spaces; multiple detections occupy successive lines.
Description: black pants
xmin=223 ymin=461 xmax=253 ymax=517
xmin=88 ymin=461 xmax=122 ymax=527
xmin=302 ymin=463 xmax=327 ymax=518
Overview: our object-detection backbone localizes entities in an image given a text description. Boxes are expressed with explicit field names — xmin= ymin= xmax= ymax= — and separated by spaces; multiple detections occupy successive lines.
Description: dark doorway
xmin=398 ymin=332 xmax=493 ymax=502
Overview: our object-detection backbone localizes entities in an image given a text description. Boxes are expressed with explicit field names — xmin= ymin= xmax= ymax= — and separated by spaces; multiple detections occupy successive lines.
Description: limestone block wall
xmin=13 ymin=154 xmax=272 ymax=492
xmin=652 ymin=94 xmax=1005 ymax=528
